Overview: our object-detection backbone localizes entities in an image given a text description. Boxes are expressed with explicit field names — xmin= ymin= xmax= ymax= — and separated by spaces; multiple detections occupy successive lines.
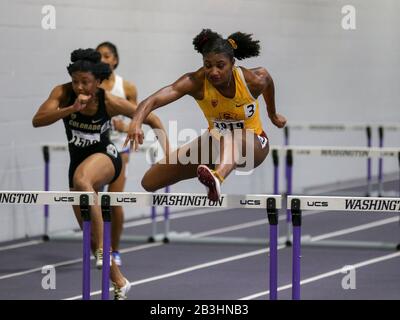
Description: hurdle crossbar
xmin=289 ymin=195 xmax=400 ymax=212
xmin=0 ymin=191 xmax=95 ymax=205
xmin=270 ymin=145 xmax=400 ymax=158
xmin=285 ymin=122 xmax=369 ymax=132
xmin=99 ymin=192 xmax=281 ymax=209
xmin=288 ymin=195 xmax=400 ymax=300
xmin=381 ymin=124 xmax=400 ymax=132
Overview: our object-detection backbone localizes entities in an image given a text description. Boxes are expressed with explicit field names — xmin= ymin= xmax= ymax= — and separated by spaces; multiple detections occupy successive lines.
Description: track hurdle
xmin=284 ymin=123 xmax=373 ymax=195
xmin=288 ymin=195 xmax=400 ymax=300
xmin=0 ymin=191 xmax=95 ymax=300
xmin=377 ymin=124 xmax=400 ymax=197
xmin=277 ymin=145 xmax=400 ymax=245
xmin=41 ymin=142 xmax=169 ymax=243
xmin=158 ymin=152 xmax=280 ymax=246
xmin=99 ymin=192 xmax=282 ymax=300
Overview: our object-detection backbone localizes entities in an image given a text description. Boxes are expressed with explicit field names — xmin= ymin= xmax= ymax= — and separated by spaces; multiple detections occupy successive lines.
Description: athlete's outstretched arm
xmin=124 ymin=73 xmax=199 ymax=151
xmin=32 ymin=85 xmax=88 ymax=127
xmin=106 ymin=91 xmax=170 ymax=154
xmin=260 ymin=69 xmax=286 ymax=128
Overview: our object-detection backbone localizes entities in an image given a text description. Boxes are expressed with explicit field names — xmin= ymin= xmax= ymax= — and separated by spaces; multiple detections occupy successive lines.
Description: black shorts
xmin=68 ymin=146 xmax=122 ymax=188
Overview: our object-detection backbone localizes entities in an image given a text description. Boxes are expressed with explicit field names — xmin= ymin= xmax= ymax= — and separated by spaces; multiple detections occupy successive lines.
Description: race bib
xmin=213 ymin=120 xmax=244 ymax=133
xmin=257 ymin=134 xmax=268 ymax=149
xmin=244 ymin=103 xmax=256 ymax=118
xmin=106 ymin=144 xmax=118 ymax=158
xmin=69 ymin=130 xmax=100 ymax=147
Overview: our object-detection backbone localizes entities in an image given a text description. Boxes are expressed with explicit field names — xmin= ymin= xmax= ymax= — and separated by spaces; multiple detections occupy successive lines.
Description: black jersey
xmin=62 ymin=87 xmax=118 ymax=160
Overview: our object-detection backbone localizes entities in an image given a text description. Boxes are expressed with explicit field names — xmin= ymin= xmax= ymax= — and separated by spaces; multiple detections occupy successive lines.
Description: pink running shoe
xmin=197 ymin=165 xmax=222 ymax=201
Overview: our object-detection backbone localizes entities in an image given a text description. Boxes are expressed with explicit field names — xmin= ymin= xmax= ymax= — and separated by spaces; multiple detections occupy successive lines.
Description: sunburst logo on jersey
xmin=220 ymin=112 xmax=239 ymax=120
xmin=71 ymin=113 xmax=76 ymax=120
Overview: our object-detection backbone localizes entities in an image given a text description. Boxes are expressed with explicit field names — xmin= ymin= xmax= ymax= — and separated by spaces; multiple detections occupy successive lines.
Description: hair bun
xmin=193 ymin=29 xmax=221 ymax=54
xmin=70 ymin=48 xmax=101 ymax=63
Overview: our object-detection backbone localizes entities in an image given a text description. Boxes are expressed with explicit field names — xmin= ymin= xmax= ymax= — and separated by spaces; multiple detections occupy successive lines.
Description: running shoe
xmin=197 ymin=165 xmax=222 ymax=202
xmin=95 ymin=248 xmax=103 ymax=269
xmin=113 ymin=278 xmax=131 ymax=300
xmin=95 ymin=248 xmax=111 ymax=269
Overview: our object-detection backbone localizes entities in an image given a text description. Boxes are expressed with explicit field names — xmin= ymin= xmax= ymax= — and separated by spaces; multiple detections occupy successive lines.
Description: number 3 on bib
xmin=244 ymin=104 xmax=255 ymax=118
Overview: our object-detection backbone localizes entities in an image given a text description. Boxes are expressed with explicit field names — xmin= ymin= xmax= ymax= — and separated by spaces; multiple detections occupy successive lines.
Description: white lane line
xmin=192 ymin=219 xmax=268 ymax=238
xmin=123 ymin=207 xmax=226 ymax=228
xmin=64 ymin=215 xmax=399 ymax=300
xmin=303 ymin=176 xmax=399 ymax=195
xmin=0 ymin=242 xmax=161 ymax=281
xmin=0 ymin=207 xmax=227 ymax=252
xmin=311 ymin=217 xmax=399 ymax=241
xmin=0 ymin=240 xmax=44 ymax=252
xmin=189 ymin=210 xmax=319 ymax=238
xmin=239 ymin=251 xmax=400 ymax=300
xmin=0 ymin=210 xmax=319 ymax=280
xmin=65 ymin=248 xmax=275 ymax=300
xmin=0 ymin=210 xmax=394 ymax=281
xmin=0 ymin=199 xmax=348 ymax=252
xmin=0 ymin=218 xmax=265 ymax=281
xmin=125 ymin=207 xmax=320 ymax=236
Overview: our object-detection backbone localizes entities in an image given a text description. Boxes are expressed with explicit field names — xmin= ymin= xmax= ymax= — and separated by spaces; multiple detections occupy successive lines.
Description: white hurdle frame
xmin=287 ymin=195 xmax=400 ymax=300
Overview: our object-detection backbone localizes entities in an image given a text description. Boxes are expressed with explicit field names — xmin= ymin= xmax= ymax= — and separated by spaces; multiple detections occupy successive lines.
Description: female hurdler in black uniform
xmin=33 ymin=48 xmax=167 ymax=299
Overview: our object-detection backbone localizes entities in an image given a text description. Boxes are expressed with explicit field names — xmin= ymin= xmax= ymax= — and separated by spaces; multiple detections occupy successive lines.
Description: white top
xmin=109 ymin=74 xmax=130 ymax=153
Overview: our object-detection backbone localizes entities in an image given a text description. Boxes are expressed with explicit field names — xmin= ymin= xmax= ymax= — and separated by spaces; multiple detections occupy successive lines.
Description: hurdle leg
xmin=43 ymin=146 xmax=50 ymax=241
xmin=267 ymin=198 xmax=278 ymax=300
xmin=290 ymin=198 xmax=301 ymax=300
xmin=80 ymin=194 xmax=91 ymax=300
xmin=285 ymin=149 xmax=293 ymax=245
xmin=398 ymin=152 xmax=400 ymax=197
xmin=148 ymin=205 xmax=157 ymax=242
xmin=366 ymin=126 xmax=372 ymax=196
xmin=163 ymin=185 xmax=171 ymax=243
xmin=272 ymin=149 xmax=279 ymax=195
xmin=149 ymin=151 xmax=159 ymax=243
xmin=378 ymin=126 xmax=384 ymax=197
xmin=101 ymin=195 xmax=111 ymax=300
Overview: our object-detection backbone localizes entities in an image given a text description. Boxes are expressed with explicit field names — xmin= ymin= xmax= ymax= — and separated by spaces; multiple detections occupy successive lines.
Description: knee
xmin=73 ymin=174 xmax=93 ymax=191
xmin=141 ymin=174 xmax=157 ymax=192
